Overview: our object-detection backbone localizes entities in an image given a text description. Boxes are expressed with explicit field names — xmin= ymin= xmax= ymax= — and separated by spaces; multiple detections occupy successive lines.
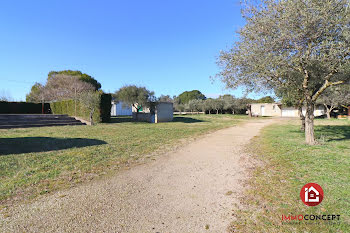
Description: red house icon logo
xmin=300 ymin=183 xmax=324 ymax=206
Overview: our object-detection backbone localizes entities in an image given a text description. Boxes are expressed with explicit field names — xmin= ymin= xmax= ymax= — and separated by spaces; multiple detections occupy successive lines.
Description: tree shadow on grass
xmin=0 ymin=137 xmax=107 ymax=155
xmin=316 ymin=125 xmax=350 ymax=142
xmin=172 ymin=116 xmax=205 ymax=123
xmin=109 ymin=116 xmax=205 ymax=124
xmin=109 ymin=116 xmax=136 ymax=123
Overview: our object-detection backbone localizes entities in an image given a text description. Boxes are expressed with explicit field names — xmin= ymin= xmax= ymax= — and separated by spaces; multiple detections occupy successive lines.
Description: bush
xmin=50 ymin=93 xmax=111 ymax=123
xmin=0 ymin=101 xmax=51 ymax=114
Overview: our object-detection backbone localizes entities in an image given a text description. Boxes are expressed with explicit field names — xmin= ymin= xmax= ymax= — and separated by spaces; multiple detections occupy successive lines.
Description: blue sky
xmin=0 ymin=0 xmax=261 ymax=101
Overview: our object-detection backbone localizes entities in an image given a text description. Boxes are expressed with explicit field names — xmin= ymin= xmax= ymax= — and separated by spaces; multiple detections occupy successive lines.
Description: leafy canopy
xmin=26 ymin=83 xmax=45 ymax=103
xmin=178 ymin=90 xmax=206 ymax=104
xmin=217 ymin=0 xmax=350 ymax=100
xmin=318 ymin=84 xmax=350 ymax=109
xmin=48 ymin=70 xmax=101 ymax=91
xmin=26 ymin=70 xmax=100 ymax=102
xmin=114 ymin=85 xmax=155 ymax=110
xmin=255 ymin=96 xmax=275 ymax=103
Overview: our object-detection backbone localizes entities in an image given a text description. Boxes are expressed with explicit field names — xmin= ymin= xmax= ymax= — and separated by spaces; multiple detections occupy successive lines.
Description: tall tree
xmin=159 ymin=95 xmax=173 ymax=102
xmin=178 ymin=90 xmax=206 ymax=104
xmin=27 ymin=70 xmax=100 ymax=102
xmin=114 ymin=85 xmax=156 ymax=116
xmin=210 ymin=99 xmax=224 ymax=114
xmin=235 ymin=97 xmax=254 ymax=114
xmin=45 ymin=74 xmax=95 ymax=115
xmin=203 ymin=99 xmax=215 ymax=114
xmin=187 ymin=99 xmax=203 ymax=113
xmin=173 ymin=96 xmax=185 ymax=113
xmin=219 ymin=95 xmax=237 ymax=114
xmin=45 ymin=74 xmax=95 ymax=101
xmin=48 ymin=70 xmax=101 ymax=90
xmin=25 ymin=82 xmax=52 ymax=113
xmin=26 ymin=83 xmax=46 ymax=103
xmin=217 ymin=0 xmax=350 ymax=145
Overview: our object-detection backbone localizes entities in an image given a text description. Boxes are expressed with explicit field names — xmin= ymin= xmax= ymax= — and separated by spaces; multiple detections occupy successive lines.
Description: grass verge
xmin=0 ymin=114 xmax=247 ymax=205
xmin=229 ymin=119 xmax=350 ymax=232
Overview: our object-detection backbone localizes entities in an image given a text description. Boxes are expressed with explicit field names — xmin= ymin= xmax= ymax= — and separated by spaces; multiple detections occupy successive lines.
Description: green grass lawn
xmin=0 ymin=114 xmax=247 ymax=205
xmin=230 ymin=119 xmax=350 ymax=232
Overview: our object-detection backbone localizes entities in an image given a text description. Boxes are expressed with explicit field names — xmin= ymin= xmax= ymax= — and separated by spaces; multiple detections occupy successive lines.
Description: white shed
xmin=111 ymin=101 xmax=132 ymax=116
xmin=250 ymin=103 xmax=326 ymax=117
xmin=132 ymin=102 xmax=173 ymax=123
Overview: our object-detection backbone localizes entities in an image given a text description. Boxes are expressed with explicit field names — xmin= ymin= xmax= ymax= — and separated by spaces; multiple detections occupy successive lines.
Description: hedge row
xmin=50 ymin=93 xmax=111 ymax=123
xmin=0 ymin=101 xmax=51 ymax=114
xmin=100 ymin=93 xmax=112 ymax=122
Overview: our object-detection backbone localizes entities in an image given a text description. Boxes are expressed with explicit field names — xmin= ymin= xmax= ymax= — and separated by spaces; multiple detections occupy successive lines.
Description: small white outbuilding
xmin=250 ymin=103 xmax=326 ymax=117
xmin=111 ymin=101 xmax=132 ymax=116
xmin=132 ymin=102 xmax=173 ymax=123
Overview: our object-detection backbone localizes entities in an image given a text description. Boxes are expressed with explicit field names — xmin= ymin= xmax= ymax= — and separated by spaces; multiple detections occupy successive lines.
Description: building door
xmin=261 ymin=105 xmax=265 ymax=116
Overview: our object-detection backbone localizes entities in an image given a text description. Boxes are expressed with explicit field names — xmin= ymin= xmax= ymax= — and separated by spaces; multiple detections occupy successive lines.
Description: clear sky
xmin=0 ymin=0 xmax=260 ymax=101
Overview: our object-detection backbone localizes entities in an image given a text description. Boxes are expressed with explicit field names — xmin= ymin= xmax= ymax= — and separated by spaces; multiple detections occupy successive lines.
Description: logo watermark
xmin=300 ymin=183 xmax=324 ymax=206
xmin=280 ymin=183 xmax=343 ymax=225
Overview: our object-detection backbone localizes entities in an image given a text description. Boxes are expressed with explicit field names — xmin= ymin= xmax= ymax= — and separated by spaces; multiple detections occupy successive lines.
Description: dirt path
xmin=1 ymin=119 xmax=275 ymax=233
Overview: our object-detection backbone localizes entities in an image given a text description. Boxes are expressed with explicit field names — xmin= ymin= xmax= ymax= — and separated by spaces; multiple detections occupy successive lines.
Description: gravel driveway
xmin=0 ymin=119 xmax=275 ymax=233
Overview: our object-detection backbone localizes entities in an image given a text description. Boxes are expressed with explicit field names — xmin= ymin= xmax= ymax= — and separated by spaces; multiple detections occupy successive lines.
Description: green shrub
xmin=50 ymin=93 xmax=111 ymax=123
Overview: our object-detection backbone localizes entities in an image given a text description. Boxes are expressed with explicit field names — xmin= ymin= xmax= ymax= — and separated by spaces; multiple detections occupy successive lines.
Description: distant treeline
xmin=158 ymin=91 xmax=275 ymax=114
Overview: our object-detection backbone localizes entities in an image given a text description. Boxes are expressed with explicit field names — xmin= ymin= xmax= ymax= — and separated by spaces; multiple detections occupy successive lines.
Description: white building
xmin=132 ymin=102 xmax=173 ymax=123
xmin=111 ymin=101 xmax=132 ymax=116
xmin=250 ymin=103 xmax=326 ymax=117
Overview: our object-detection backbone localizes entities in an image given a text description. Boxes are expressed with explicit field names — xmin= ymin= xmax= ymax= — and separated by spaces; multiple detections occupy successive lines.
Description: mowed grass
xmin=230 ymin=119 xmax=350 ymax=232
xmin=0 ymin=114 xmax=247 ymax=204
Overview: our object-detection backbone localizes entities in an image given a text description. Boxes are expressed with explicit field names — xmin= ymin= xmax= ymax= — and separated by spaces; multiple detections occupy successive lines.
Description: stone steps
xmin=0 ymin=114 xmax=86 ymax=129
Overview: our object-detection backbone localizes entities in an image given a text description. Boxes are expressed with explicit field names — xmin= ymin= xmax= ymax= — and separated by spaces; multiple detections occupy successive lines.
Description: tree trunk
xmin=323 ymin=104 xmax=331 ymax=119
xmin=74 ymin=88 xmax=77 ymax=116
xmin=216 ymin=109 xmax=219 ymax=114
xmin=90 ymin=108 xmax=95 ymax=125
xmin=304 ymin=100 xmax=316 ymax=145
xmin=298 ymin=105 xmax=305 ymax=132
xmin=134 ymin=105 xmax=140 ymax=119
xmin=247 ymin=105 xmax=252 ymax=117
xmin=41 ymin=99 xmax=44 ymax=114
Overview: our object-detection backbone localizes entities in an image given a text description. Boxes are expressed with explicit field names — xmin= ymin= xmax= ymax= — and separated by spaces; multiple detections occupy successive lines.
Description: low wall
xmin=0 ymin=101 xmax=51 ymax=114
xmin=132 ymin=112 xmax=155 ymax=123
